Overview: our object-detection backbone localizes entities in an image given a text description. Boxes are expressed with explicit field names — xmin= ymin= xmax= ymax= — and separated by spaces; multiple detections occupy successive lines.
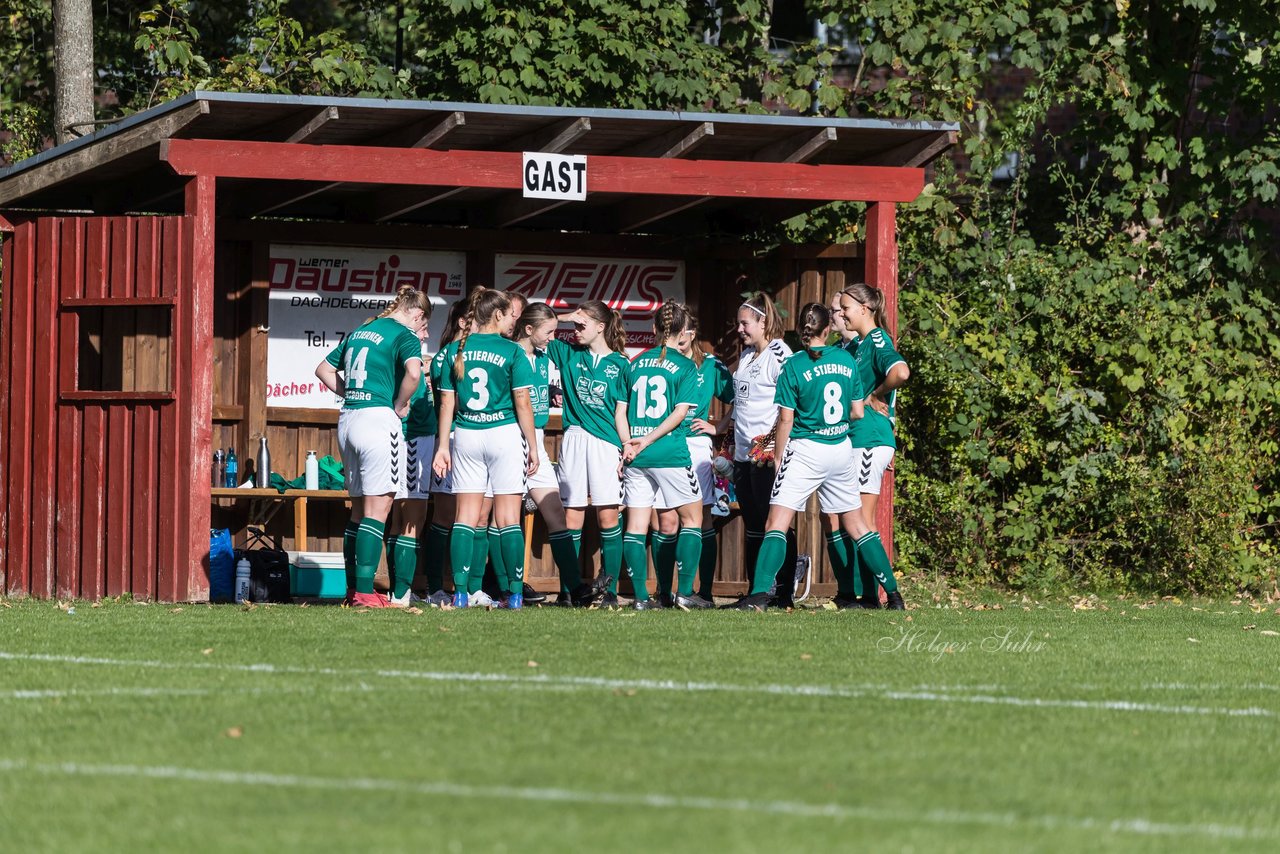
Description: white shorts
xmin=527 ymin=429 xmax=560 ymax=492
xmin=622 ymin=465 xmax=701 ymax=510
xmin=687 ymin=435 xmax=716 ymax=506
xmin=558 ymin=425 xmax=622 ymax=507
xmin=451 ymin=423 xmax=527 ymax=495
xmin=430 ymin=435 xmax=493 ymax=498
xmin=405 ymin=436 xmax=434 ymax=500
xmin=853 ymin=446 xmax=895 ymax=495
xmin=769 ymin=438 xmax=861 ymax=514
xmin=337 ymin=407 xmax=406 ymax=498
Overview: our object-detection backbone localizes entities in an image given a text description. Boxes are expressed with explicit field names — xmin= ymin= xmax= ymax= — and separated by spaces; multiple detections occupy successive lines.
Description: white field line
xmin=0 ymin=651 xmax=1275 ymax=718
xmin=0 ymin=758 xmax=1270 ymax=842
xmin=0 ymin=684 xmax=377 ymax=702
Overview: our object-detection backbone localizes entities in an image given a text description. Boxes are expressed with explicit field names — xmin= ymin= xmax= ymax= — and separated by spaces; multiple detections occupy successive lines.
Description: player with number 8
xmin=727 ymin=303 xmax=904 ymax=611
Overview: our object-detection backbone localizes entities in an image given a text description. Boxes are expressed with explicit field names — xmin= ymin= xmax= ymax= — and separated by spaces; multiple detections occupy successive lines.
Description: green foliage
xmin=133 ymin=1 xmax=410 ymax=106
xmin=411 ymin=1 xmax=751 ymax=109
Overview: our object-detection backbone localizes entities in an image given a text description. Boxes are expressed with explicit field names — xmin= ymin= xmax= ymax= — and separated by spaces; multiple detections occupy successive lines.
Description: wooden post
xmin=864 ymin=202 xmax=897 ymax=561
xmin=174 ymin=174 xmax=216 ymax=600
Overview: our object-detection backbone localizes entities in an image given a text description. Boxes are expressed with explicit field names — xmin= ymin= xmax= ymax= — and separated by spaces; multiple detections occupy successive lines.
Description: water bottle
xmin=234 ymin=556 xmax=251 ymax=603
xmin=304 ymin=450 xmax=319 ymax=490
xmin=224 ymin=449 xmax=238 ymax=488
xmin=255 ymin=436 xmax=271 ymax=488
xmin=212 ymin=449 xmax=225 ymax=488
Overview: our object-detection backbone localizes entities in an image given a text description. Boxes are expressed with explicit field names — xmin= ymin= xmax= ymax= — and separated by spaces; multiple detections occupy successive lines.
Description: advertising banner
xmin=266 ymin=245 xmax=466 ymax=409
xmin=494 ymin=253 xmax=685 ymax=357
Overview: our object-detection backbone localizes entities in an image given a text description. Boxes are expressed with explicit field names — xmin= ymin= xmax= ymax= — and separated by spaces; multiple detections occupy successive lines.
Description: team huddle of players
xmin=314 ymin=282 xmax=908 ymax=612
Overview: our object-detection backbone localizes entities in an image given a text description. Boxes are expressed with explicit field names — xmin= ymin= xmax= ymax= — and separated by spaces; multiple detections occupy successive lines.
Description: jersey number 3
xmin=632 ymin=375 xmax=669 ymax=419
xmin=465 ymin=366 xmax=490 ymax=411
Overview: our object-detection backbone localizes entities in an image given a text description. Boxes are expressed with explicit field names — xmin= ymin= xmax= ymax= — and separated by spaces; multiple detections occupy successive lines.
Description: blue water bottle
xmin=224 ymin=449 xmax=238 ymax=487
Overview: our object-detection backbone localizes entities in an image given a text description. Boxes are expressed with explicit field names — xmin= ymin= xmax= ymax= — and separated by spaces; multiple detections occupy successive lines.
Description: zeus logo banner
xmin=495 ymin=254 xmax=685 ymax=356
xmin=266 ymin=245 xmax=465 ymax=409
xmin=522 ymin=152 xmax=588 ymax=200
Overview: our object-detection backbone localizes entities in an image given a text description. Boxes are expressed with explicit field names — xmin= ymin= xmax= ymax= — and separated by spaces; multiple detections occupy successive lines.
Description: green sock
xmin=749 ymin=530 xmax=788 ymax=596
xmin=343 ymin=520 xmax=360 ymax=590
xmin=549 ymin=530 xmax=582 ymax=589
xmin=674 ymin=528 xmax=702 ymax=597
xmin=600 ymin=523 xmax=623 ymax=594
xmin=857 ymin=535 xmax=877 ymax=598
xmin=469 ymin=530 xmax=490 ymax=594
xmin=487 ymin=526 xmax=508 ymax=594
xmin=354 ymin=518 xmax=385 ymax=595
xmin=423 ymin=523 xmax=449 ymax=592
xmin=622 ymin=532 xmax=649 ymax=601
xmin=826 ymin=531 xmax=855 ymax=598
xmin=569 ymin=528 xmax=582 ymax=558
xmin=391 ymin=536 xmax=418 ymax=598
xmin=651 ymin=533 xmax=676 ymax=597
xmin=450 ymin=524 xmax=477 ymax=593
xmin=499 ymin=525 xmax=524 ymax=596
xmin=698 ymin=528 xmax=717 ymax=599
xmin=856 ymin=532 xmax=897 ymax=593
xmin=848 ymin=534 xmax=864 ymax=597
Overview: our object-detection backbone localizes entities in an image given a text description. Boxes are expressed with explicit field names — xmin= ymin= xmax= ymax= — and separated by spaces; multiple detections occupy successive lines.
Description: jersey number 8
xmin=822 ymin=382 xmax=843 ymax=424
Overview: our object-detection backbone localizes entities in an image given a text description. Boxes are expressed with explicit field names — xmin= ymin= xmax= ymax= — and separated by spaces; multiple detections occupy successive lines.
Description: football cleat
xmin=451 ymin=591 xmax=469 ymax=609
xmin=349 ymin=591 xmax=393 ymax=609
xmin=885 ymin=590 xmax=906 ymax=611
xmin=506 ymin=593 xmax=524 ymax=610
xmin=522 ymin=583 xmax=547 ymax=604
xmin=675 ymin=593 xmax=714 ymax=611
xmin=386 ymin=589 xmax=426 ymax=608
xmin=568 ymin=582 xmax=599 ymax=607
xmin=595 ymin=592 xmax=620 ymax=609
xmin=657 ymin=592 xmax=677 ymax=609
xmin=725 ymin=593 xmax=771 ymax=612
xmin=632 ymin=598 xmax=661 ymax=611
xmin=468 ymin=590 xmax=497 ymax=608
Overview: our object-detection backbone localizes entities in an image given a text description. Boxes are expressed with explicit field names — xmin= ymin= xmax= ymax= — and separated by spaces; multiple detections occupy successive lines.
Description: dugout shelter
xmin=0 ymin=92 xmax=955 ymax=601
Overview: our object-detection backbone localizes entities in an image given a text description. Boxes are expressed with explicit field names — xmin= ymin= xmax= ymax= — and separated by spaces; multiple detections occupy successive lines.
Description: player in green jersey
xmin=612 ymin=303 xmax=704 ymax=610
xmin=820 ymin=288 xmax=866 ymax=607
xmin=649 ymin=308 xmax=734 ymax=606
xmin=433 ymin=288 xmax=539 ymax=608
xmin=315 ymin=285 xmax=429 ymax=609
xmin=839 ymin=283 xmax=910 ymax=609
xmin=548 ymin=300 xmax=631 ymax=606
xmin=729 ymin=303 xmax=904 ymax=611
xmin=383 ymin=321 xmax=438 ymax=607
xmin=513 ymin=302 xmax=600 ymax=607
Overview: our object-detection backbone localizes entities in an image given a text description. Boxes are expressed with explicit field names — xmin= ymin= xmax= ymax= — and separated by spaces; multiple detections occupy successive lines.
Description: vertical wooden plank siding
xmin=0 ymin=224 xmax=21 ymax=592
xmin=5 ymin=222 xmax=36 ymax=595
xmin=864 ymin=202 xmax=898 ymax=560
xmin=29 ymin=218 xmax=61 ymax=598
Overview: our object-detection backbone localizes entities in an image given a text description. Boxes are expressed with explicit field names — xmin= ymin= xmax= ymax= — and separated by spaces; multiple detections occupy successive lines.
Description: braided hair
xmin=797 ymin=302 xmax=831 ymax=361
xmin=453 ymin=287 xmax=512 ymax=381
xmin=653 ymin=301 xmax=693 ymax=363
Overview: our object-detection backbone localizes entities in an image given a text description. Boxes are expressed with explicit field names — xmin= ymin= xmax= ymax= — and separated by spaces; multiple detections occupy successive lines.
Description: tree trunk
xmin=53 ymin=0 xmax=95 ymax=145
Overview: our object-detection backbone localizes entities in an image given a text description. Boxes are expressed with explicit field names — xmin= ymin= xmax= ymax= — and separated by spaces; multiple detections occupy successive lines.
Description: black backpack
xmin=240 ymin=528 xmax=292 ymax=604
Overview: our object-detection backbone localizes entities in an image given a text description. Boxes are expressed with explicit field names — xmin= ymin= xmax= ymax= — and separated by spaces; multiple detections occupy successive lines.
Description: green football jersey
xmin=623 ymin=346 xmax=699 ymax=468
xmin=682 ymin=353 xmax=735 ymax=431
xmin=773 ymin=346 xmax=862 ymax=444
xmin=404 ymin=372 xmax=437 ymax=440
xmin=850 ymin=327 xmax=904 ymax=450
xmin=547 ymin=338 xmax=630 ymax=448
xmin=524 ymin=346 xmax=552 ymax=430
xmin=324 ymin=316 xmax=423 ymax=410
xmin=439 ymin=333 xmax=537 ymax=431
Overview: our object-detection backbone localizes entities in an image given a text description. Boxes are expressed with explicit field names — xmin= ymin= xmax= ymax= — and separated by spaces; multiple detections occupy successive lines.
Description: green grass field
xmin=2 ymin=594 xmax=1278 ymax=852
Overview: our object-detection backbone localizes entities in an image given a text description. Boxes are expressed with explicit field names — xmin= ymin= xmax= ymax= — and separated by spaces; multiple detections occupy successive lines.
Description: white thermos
xmin=304 ymin=450 xmax=319 ymax=490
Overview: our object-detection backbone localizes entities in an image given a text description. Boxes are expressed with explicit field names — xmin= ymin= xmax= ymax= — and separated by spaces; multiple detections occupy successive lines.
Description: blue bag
xmin=209 ymin=528 xmax=235 ymax=603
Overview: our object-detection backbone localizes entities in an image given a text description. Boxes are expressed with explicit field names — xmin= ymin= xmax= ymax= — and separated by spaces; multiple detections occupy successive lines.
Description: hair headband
xmin=740 ymin=302 xmax=767 ymax=318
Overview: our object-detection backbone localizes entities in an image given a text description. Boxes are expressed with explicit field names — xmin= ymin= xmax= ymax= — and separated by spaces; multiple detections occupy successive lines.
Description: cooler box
xmin=288 ymin=551 xmax=346 ymax=599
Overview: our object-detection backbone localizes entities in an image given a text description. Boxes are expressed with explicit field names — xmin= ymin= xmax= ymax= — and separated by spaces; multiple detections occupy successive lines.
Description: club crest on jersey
xmin=604 ymin=364 xmax=621 ymax=379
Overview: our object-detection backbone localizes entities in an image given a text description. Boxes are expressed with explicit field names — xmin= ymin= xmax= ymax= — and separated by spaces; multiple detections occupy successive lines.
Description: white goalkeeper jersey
xmin=731 ymin=338 xmax=792 ymax=462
